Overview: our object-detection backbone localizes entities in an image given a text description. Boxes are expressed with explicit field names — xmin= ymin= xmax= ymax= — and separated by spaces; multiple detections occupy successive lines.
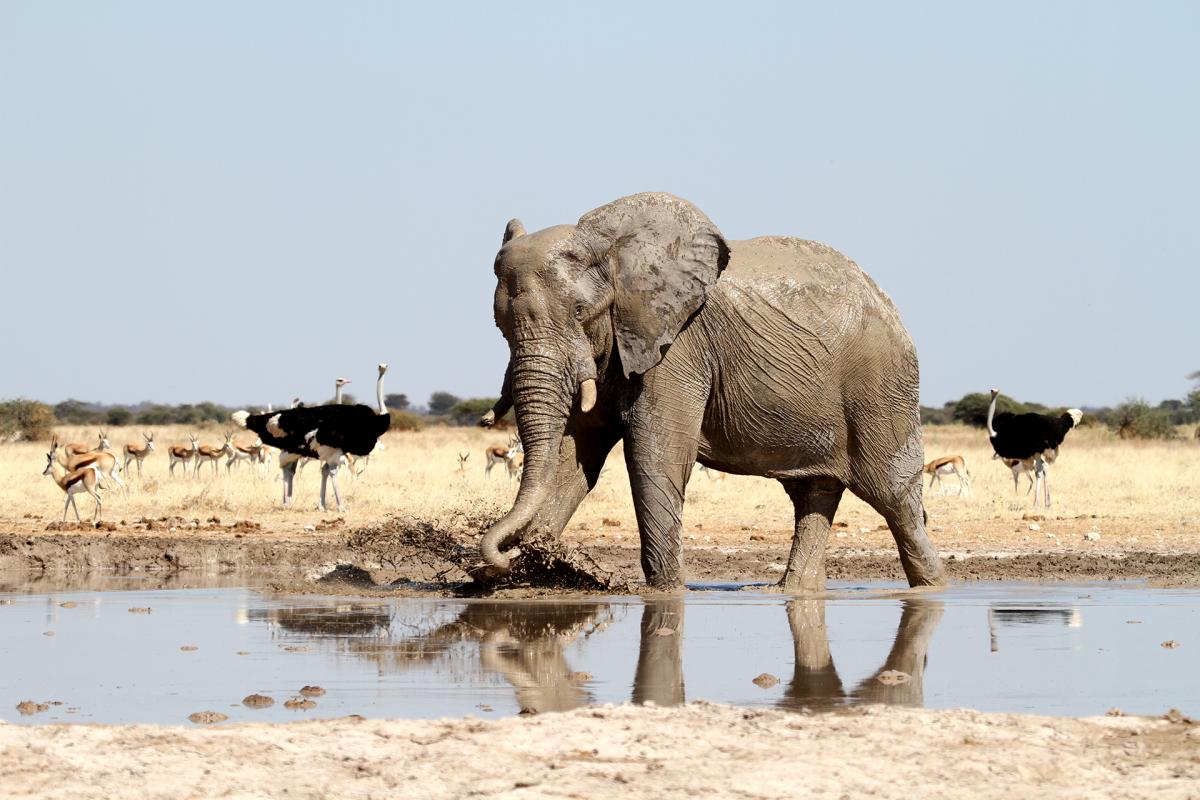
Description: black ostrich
xmin=233 ymin=365 xmax=391 ymax=511
xmin=986 ymin=389 xmax=1082 ymax=508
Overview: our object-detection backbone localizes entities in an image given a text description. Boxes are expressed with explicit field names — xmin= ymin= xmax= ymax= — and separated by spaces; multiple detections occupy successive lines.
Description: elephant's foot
xmin=641 ymin=546 xmax=684 ymax=590
xmin=779 ymin=565 xmax=825 ymax=593
xmin=897 ymin=542 xmax=947 ymax=587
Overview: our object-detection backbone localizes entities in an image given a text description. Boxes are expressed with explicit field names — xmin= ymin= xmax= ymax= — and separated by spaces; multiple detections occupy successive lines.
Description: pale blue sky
xmin=2 ymin=2 xmax=1196 ymax=409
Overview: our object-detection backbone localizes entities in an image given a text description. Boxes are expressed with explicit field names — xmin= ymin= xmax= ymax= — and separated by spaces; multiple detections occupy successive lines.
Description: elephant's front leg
xmin=623 ymin=374 xmax=707 ymax=589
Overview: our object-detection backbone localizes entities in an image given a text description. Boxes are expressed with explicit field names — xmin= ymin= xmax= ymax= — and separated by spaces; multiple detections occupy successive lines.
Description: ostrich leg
xmin=329 ymin=465 xmax=344 ymax=512
xmin=319 ymin=464 xmax=329 ymax=511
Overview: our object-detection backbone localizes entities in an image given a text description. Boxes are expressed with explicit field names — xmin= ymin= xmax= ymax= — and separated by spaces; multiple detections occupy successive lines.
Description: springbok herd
xmin=39 ymin=427 xmax=525 ymax=523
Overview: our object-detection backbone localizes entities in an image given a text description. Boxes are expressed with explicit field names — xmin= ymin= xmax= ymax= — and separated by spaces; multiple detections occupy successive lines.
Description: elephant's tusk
xmin=579 ymin=379 xmax=597 ymax=413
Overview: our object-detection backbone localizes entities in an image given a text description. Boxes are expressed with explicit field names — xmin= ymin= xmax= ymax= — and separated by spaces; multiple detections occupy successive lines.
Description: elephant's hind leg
xmin=780 ymin=477 xmax=845 ymax=592
xmin=848 ymin=468 xmax=945 ymax=588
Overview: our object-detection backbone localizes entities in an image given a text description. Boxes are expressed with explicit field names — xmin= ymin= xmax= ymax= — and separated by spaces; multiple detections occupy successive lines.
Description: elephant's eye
xmin=574 ymin=303 xmax=587 ymax=321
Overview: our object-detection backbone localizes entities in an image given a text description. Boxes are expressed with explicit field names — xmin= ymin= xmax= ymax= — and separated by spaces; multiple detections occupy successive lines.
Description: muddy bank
xmin=2 ymin=702 xmax=1196 ymax=799
xmin=3 ymin=532 xmax=1200 ymax=591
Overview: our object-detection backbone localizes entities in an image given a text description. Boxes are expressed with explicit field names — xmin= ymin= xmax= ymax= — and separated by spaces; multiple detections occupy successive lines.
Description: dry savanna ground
xmin=6 ymin=423 xmax=1199 ymax=557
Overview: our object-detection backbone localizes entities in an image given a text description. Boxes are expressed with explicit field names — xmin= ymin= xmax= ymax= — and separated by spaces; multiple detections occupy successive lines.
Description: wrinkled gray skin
xmin=481 ymin=192 xmax=944 ymax=590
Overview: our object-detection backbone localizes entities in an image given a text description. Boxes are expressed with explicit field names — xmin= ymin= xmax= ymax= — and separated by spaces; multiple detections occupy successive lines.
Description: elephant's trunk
xmin=480 ymin=348 xmax=570 ymax=573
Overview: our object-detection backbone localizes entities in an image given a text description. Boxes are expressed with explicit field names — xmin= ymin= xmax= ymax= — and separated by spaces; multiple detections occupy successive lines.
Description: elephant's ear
xmin=502 ymin=218 xmax=526 ymax=245
xmin=575 ymin=193 xmax=729 ymax=377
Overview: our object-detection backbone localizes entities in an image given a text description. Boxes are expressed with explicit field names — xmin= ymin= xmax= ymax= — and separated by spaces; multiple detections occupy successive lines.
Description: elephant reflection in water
xmin=377 ymin=599 xmax=684 ymax=713
xmin=369 ymin=602 xmax=614 ymax=713
xmin=632 ymin=598 xmax=685 ymax=707
xmin=467 ymin=600 xmax=688 ymax=711
xmin=782 ymin=599 xmax=943 ymax=710
xmin=252 ymin=596 xmax=941 ymax=714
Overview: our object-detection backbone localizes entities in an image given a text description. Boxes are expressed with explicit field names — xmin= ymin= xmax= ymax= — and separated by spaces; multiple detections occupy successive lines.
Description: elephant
xmin=479 ymin=192 xmax=945 ymax=591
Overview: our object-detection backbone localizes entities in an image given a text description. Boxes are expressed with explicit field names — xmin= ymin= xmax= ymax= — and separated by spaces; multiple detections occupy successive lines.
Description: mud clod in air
xmin=16 ymin=700 xmax=49 ymax=715
xmin=188 ymin=711 xmax=228 ymax=724
xmin=128 ymin=607 xmax=152 ymax=614
xmin=566 ymin=672 xmax=592 ymax=683
xmin=58 ymin=601 xmax=77 ymax=609
xmin=242 ymin=694 xmax=274 ymax=709
xmin=299 ymin=685 xmax=325 ymax=697
xmin=1161 ymin=640 xmax=1181 ymax=649
xmin=752 ymin=673 xmax=780 ymax=689
xmin=180 ymin=645 xmax=198 ymax=652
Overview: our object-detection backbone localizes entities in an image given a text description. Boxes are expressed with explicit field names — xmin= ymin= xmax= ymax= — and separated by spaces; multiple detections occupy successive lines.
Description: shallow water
xmin=1 ymin=582 xmax=1195 ymax=725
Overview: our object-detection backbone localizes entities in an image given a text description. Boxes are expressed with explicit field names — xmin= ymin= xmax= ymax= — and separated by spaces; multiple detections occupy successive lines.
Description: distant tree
xmin=951 ymin=392 xmax=1026 ymax=428
xmin=428 ymin=391 xmax=461 ymax=416
xmin=919 ymin=405 xmax=953 ymax=426
xmin=1187 ymin=389 xmax=1200 ymax=422
xmin=54 ymin=398 xmax=99 ymax=424
xmin=0 ymin=399 xmax=56 ymax=441
xmin=136 ymin=405 xmax=176 ymax=425
xmin=1108 ymin=398 xmax=1177 ymax=440
xmin=449 ymin=397 xmax=499 ymax=426
xmin=106 ymin=407 xmax=133 ymax=427
xmin=385 ymin=393 xmax=410 ymax=411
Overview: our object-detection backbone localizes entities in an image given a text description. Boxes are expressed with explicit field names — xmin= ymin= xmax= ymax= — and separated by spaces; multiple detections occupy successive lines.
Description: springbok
xmin=226 ymin=435 xmax=264 ymax=473
xmin=63 ymin=429 xmax=111 ymax=458
xmin=52 ymin=438 xmax=125 ymax=493
xmin=997 ymin=455 xmax=1037 ymax=495
xmin=43 ymin=451 xmax=103 ymax=522
xmin=456 ymin=452 xmax=470 ymax=477
xmin=485 ymin=435 xmax=522 ymax=478
xmin=195 ymin=432 xmax=235 ymax=477
xmin=122 ymin=432 xmax=156 ymax=477
xmin=923 ymin=455 xmax=971 ymax=496
xmin=168 ymin=435 xmax=200 ymax=477
xmin=505 ymin=443 xmax=524 ymax=482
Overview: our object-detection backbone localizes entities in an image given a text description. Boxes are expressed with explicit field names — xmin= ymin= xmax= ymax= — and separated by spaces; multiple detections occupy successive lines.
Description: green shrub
xmin=388 ymin=410 xmax=425 ymax=432
xmin=428 ymin=391 xmax=462 ymax=416
xmin=448 ymin=397 xmax=500 ymax=426
xmin=951 ymin=392 xmax=1026 ymax=428
xmin=1108 ymin=398 xmax=1177 ymax=440
xmin=0 ymin=399 xmax=56 ymax=442
xmin=54 ymin=398 xmax=101 ymax=424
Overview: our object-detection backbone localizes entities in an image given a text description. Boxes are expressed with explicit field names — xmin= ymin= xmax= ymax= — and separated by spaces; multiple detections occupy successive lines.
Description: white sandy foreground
xmin=2 ymin=702 xmax=1198 ymax=799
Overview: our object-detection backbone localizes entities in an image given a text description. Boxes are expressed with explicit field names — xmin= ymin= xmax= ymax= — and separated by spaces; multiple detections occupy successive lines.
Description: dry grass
xmin=3 ymin=424 xmax=1197 ymax=549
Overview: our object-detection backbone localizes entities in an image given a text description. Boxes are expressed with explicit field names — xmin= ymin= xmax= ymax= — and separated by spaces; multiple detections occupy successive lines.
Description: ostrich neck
xmin=376 ymin=372 xmax=387 ymax=415
xmin=986 ymin=394 xmax=998 ymax=438
xmin=334 ymin=384 xmax=343 ymax=405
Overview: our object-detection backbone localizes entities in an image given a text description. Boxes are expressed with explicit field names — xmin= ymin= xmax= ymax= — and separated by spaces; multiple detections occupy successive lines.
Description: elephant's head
xmin=480 ymin=193 xmax=730 ymax=573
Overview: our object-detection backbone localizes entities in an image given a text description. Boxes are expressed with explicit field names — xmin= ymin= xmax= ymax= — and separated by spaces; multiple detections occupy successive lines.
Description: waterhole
xmin=1 ymin=582 xmax=1194 ymax=724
